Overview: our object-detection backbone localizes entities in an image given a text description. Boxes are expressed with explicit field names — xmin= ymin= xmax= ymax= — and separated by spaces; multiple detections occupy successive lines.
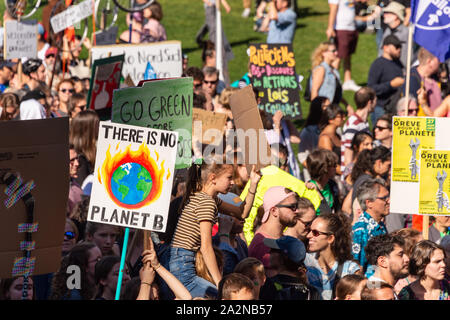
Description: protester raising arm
xmin=418 ymin=87 xmax=450 ymax=117
xmin=140 ymin=239 xmax=192 ymax=300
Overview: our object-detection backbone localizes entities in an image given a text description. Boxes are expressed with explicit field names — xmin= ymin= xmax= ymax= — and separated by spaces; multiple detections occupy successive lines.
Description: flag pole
xmin=215 ymin=1 xmax=224 ymax=82
xmin=404 ymin=24 xmax=414 ymax=115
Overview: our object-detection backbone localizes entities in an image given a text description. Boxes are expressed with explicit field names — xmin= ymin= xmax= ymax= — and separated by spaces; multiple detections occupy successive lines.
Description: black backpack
xmin=331 ymin=263 xmax=345 ymax=300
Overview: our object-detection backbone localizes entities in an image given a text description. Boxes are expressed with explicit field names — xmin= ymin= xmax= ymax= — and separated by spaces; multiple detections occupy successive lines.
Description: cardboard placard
xmin=249 ymin=43 xmax=302 ymax=120
xmin=95 ymin=26 xmax=118 ymax=46
xmin=50 ymin=0 xmax=93 ymax=33
xmin=87 ymin=54 xmax=125 ymax=112
xmin=0 ymin=118 xmax=69 ymax=278
xmin=192 ymin=108 xmax=227 ymax=145
xmin=88 ymin=122 xmax=178 ymax=232
xmin=91 ymin=41 xmax=182 ymax=86
xmin=390 ymin=116 xmax=450 ymax=215
xmin=112 ymin=77 xmax=193 ymax=169
xmin=228 ymin=85 xmax=272 ymax=173
xmin=4 ymin=20 xmax=38 ymax=60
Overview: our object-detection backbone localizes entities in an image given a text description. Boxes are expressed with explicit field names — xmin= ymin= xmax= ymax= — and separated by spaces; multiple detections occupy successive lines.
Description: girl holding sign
xmin=169 ymin=157 xmax=260 ymax=298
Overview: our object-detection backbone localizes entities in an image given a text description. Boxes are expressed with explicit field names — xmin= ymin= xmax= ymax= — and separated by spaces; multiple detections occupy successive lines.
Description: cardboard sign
xmin=87 ymin=54 xmax=124 ymax=111
xmin=192 ymin=108 xmax=227 ymax=145
xmin=112 ymin=77 xmax=193 ymax=169
xmin=249 ymin=43 xmax=302 ymax=120
xmin=4 ymin=20 xmax=37 ymax=60
xmin=95 ymin=26 xmax=118 ymax=46
xmin=229 ymin=85 xmax=272 ymax=173
xmin=0 ymin=118 xmax=69 ymax=278
xmin=50 ymin=0 xmax=93 ymax=33
xmin=418 ymin=150 xmax=450 ymax=215
xmin=390 ymin=116 xmax=450 ymax=215
xmin=91 ymin=41 xmax=182 ymax=86
xmin=88 ymin=122 xmax=178 ymax=232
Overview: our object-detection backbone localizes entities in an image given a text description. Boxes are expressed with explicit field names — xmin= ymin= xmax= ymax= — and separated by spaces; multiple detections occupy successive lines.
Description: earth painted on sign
xmin=110 ymin=162 xmax=153 ymax=205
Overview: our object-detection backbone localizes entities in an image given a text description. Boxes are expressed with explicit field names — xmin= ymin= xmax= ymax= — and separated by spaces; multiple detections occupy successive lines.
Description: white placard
xmin=390 ymin=116 xmax=450 ymax=215
xmin=4 ymin=20 xmax=37 ymax=60
xmin=88 ymin=122 xmax=178 ymax=231
xmin=50 ymin=0 xmax=93 ymax=33
xmin=91 ymin=41 xmax=182 ymax=85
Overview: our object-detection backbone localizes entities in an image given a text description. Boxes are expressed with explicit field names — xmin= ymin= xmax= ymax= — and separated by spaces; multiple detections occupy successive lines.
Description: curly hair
xmin=391 ymin=228 xmax=422 ymax=257
xmin=311 ymin=42 xmax=334 ymax=69
xmin=50 ymin=242 xmax=97 ymax=300
xmin=365 ymin=234 xmax=405 ymax=266
xmin=318 ymin=212 xmax=354 ymax=264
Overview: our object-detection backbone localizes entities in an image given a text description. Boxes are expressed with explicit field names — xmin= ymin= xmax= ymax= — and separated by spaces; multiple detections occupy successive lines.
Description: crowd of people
xmin=0 ymin=0 xmax=449 ymax=301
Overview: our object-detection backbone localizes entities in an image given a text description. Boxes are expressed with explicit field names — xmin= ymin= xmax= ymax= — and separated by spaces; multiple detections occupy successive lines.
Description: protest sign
xmin=95 ymin=26 xmax=119 ymax=46
xmin=390 ymin=116 xmax=450 ymax=215
xmin=112 ymin=77 xmax=193 ymax=169
xmin=91 ymin=41 xmax=183 ymax=86
xmin=88 ymin=122 xmax=178 ymax=232
xmin=0 ymin=118 xmax=69 ymax=278
xmin=418 ymin=150 xmax=450 ymax=215
xmin=4 ymin=20 xmax=37 ymax=60
xmin=192 ymin=108 xmax=227 ymax=145
xmin=249 ymin=43 xmax=302 ymax=120
xmin=50 ymin=0 xmax=93 ymax=33
xmin=87 ymin=54 xmax=124 ymax=112
xmin=229 ymin=85 xmax=272 ymax=173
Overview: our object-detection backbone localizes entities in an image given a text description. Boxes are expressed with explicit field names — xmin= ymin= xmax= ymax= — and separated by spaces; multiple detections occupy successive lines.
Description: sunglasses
xmin=77 ymin=105 xmax=86 ymax=110
xmin=408 ymin=108 xmax=418 ymax=114
xmin=375 ymin=126 xmax=389 ymax=131
xmin=310 ymin=229 xmax=333 ymax=237
xmin=298 ymin=218 xmax=314 ymax=229
xmin=60 ymin=88 xmax=75 ymax=93
xmin=46 ymin=54 xmax=55 ymax=58
xmin=275 ymin=203 xmax=298 ymax=212
xmin=64 ymin=231 xmax=76 ymax=240
xmin=194 ymin=83 xmax=202 ymax=89
xmin=203 ymin=79 xmax=218 ymax=85
xmin=376 ymin=194 xmax=390 ymax=202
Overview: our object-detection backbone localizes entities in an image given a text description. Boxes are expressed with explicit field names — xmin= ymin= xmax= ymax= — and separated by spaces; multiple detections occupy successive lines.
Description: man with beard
xmin=248 ymin=186 xmax=299 ymax=277
xmin=365 ymin=234 xmax=409 ymax=299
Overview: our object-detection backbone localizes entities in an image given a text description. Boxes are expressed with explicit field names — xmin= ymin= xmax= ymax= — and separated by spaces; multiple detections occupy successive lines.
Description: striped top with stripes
xmin=171 ymin=192 xmax=222 ymax=251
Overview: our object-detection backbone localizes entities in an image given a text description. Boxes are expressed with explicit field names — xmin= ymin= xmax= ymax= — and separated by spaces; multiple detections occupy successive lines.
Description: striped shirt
xmin=340 ymin=114 xmax=370 ymax=172
xmin=171 ymin=192 xmax=222 ymax=251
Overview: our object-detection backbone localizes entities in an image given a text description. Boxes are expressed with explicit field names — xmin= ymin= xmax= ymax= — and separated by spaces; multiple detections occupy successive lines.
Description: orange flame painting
xmin=98 ymin=143 xmax=166 ymax=209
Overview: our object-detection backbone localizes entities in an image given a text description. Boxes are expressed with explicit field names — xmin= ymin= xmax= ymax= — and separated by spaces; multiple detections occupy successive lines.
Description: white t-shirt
xmin=328 ymin=0 xmax=356 ymax=31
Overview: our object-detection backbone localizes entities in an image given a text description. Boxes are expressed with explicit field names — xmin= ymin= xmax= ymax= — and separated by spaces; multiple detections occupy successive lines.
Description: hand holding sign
xmin=141 ymin=237 xmax=160 ymax=270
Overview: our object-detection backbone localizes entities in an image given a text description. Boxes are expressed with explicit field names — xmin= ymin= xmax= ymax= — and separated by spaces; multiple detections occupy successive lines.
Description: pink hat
xmin=262 ymin=186 xmax=296 ymax=223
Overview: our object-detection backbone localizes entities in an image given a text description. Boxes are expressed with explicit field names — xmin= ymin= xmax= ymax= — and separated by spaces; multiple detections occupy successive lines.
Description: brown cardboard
xmin=0 ymin=118 xmax=69 ymax=278
xmin=229 ymin=85 xmax=272 ymax=173
xmin=192 ymin=108 xmax=227 ymax=145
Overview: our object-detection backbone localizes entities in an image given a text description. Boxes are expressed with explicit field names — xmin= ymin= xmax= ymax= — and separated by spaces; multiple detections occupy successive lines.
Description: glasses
xmin=194 ymin=83 xmax=202 ymax=89
xmin=310 ymin=229 xmax=333 ymax=237
xmin=375 ymin=126 xmax=389 ymax=131
xmin=60 ymin=88 xmax=75 ymax=93
xmin=203 ymin=79 xmax=218 ymax=85
xmin=64 ymin=231 xmax=76 ymax=240
xmin=298 ymin=218 xmax=314 ymax=230
xmin=88 ymin=257 xmax=101 ymax=264
xmin=77 ymin=105 xmax=86 ymax=110
xmin=376 ymin=194 xmax=390 ymax=202
xmin=46 ymin=54 xmax=55 ymax=58
xmin=408 ymin=108 xmax=418 ymax=114
xmin=275 ymin=203 xmax=298 ymax=212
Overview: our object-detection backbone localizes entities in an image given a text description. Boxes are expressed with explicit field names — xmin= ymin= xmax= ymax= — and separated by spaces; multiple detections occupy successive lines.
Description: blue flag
xmin=411 ymin=0 xmax=450 ymax=62
xmin=144 ymin=62 xmax=157 ymax=80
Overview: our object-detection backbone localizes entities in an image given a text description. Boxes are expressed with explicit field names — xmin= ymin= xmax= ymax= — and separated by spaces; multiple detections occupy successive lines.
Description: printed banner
xmin=419 ymin=150 xmax=450 ymax=215
xmin=249 ymin=43 xmax=301 ymax=120
xmin=112 ymin=77 xmax=193 ymax=169
xmin=87 ymin=54 xmax=124 ymax=111
xmin=4 ymin=20 xmax=37 ymax=60
xmin=392 ymin=117 xmax=436 ymax=182
xmin=91 ymin=41 xmax=182 ymax=86
xmin=88 ymin=122 xmax=178 ymax=232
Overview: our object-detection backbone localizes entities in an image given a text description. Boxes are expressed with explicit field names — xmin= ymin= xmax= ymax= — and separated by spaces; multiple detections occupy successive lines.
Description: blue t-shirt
xmin=267 ymin=9 xmax=297 ymax=44
xmin=0 ymin=83 xmax=6 ymax=93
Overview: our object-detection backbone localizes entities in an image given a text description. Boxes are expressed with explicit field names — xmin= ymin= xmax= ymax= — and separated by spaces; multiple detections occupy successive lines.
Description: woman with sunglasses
xmin=56 ymin=79 xmax=75 ymax=115
xmin=62 ymin=218 xmax=79 ymax=256
xmin=305 ymin=212 xmax=361 ymax=300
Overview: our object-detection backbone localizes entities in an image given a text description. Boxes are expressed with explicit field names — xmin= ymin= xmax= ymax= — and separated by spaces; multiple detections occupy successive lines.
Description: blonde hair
xmin=218 ymin=87 xmax=238 ymax=109
xmin=195 ymin=247 xmax=224 ymax=284
xmin=311 ymin=42 xmax=333 ymax=69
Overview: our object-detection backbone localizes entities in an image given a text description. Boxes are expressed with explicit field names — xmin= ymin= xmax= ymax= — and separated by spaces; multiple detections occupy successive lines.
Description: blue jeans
xmin=169 ymin=247 xmax=218 ymax=299
xmin=371 ymin=105 xmax=385 ymax=126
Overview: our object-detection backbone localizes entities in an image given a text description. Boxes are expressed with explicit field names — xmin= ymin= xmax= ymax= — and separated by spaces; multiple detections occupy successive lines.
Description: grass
xmin=2 ymin=0 xmax=378 ymax=126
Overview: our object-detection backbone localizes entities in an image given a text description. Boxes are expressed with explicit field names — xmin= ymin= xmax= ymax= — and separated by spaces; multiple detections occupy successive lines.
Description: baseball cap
xmin=45 ymin=47 xmax=58 ymax=58
xmin=383 ymin=1 xmax=405 ymax=22
xmin=0 ymin=60 xmax=15 ymax=69
xmin=263 ymin=236 xmax=306 ymax=266
xmin=383 ymin=34 xmax=402 ymax=47
xmin=262 ymin=186 xmax=296 ymax=224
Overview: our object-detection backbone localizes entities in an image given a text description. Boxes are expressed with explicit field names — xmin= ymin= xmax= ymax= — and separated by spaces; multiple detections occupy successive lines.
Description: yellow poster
xmin=392 ymin=117 xmax=435 ymax=182
xmin=419 ymin=150 xmax=450 ymax=215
